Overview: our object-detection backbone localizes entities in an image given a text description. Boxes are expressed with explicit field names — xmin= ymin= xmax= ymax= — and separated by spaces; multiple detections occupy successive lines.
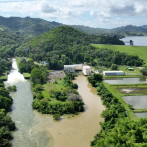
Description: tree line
xmin=0 ymin=82 xmax=16 ymax=147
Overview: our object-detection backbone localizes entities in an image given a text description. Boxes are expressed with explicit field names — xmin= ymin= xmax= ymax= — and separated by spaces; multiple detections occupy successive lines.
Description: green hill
xmin=15 ymin=26 xmax=125 ymax=69
xmin=0 ymin=16 xmax=62 ymax=37
xmin=92 ymin=44 xmax=147 ymax=64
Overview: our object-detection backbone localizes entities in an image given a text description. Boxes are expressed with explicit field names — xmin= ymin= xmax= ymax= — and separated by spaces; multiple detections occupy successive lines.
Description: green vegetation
xmin=140 ymin=68 xmax=147 ymax=75
xmin=7 ymin=85 xmax=17 ymax=92
xmin=0 ymin=51 xmax=11 ymax=78
xmin=23 ymin=73 xmax=31 ymax=79
xmin=92 ymin=118 xmax=147 ymax=147
xmin=15 ymin=26 xmax=124 ymax=69
xmin=114 ymin=84 xmax=147 ymax=95
xmin=53 ymin=114 xmax=61 ymax=120
xmin=111 ymin=64 xmax=118 ymax=70
xmin=0 ymin=16 xmax=62 ymax=37
xmin=72 ymin=24 xmax=147 ymax=36
xmin=92 ymin=44 xmax=147 ymax=64
xmin=0 ymin=84 xmax=16 ymax=147
xmin=86 ymin=74 xmax=147 ymax=146
xmin=32 ymin=73 xmax=84 ymax=115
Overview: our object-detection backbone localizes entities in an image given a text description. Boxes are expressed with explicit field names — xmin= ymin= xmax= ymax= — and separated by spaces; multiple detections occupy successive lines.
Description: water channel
xmin=4 ymin=59 xmax=105 ymax=147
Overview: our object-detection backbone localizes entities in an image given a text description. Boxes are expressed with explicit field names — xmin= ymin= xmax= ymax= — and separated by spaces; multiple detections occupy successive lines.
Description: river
xmin=4 ymin=59 xmax=105 ymax=147
xmin=120 ymin=36 xmax=147 ymax=46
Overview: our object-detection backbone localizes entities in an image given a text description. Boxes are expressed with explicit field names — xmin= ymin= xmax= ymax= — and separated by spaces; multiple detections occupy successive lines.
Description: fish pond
xmin=104 ymin=77 xmax=147 ymax=84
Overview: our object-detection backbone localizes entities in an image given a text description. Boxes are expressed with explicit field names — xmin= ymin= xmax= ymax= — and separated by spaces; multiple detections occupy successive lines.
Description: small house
xmin=40 ymin=61 xmax=47 ymax=66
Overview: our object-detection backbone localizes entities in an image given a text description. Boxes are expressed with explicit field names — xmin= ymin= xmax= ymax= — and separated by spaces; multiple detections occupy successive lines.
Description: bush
xmin=36 ymin=92 xmax=44 ymax=100
xmin=140 ymin=68 xmax=147 ymax=76
xmin=111 ymin=64 xmax=118 ymax=70
xmin=53 ymin=114 xmax=60 ymax=120
xmin=7 ymin=85 xmax=17 ymax=92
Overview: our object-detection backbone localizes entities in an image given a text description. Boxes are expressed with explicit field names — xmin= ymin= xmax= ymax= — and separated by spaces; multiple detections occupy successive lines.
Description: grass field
xmin=23 ymin=73 xmax=31 ymax=79
xmin=92 ymin=44 xmax=147 ymax=64
xmin=41 ymin=79 xmax=65 ymax=103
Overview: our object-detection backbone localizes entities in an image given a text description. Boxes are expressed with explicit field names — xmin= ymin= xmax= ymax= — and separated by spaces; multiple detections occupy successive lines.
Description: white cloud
xmin=1 ymin=0 xmax=147 ymax=28
xmin=90 ymin=11 xmax=111 ymax=19
xmin=41 ymin=3 xmax=57 ymax=13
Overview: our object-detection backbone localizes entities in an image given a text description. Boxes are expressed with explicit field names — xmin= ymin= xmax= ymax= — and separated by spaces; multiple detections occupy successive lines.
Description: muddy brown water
xmin=5 ymin=59 xmax=105 ymax=147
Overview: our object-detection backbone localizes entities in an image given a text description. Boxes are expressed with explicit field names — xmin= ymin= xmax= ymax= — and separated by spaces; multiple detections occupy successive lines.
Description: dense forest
xmin=15 ymin=26 xmax=144 ymax=70
xmin=88 ymin=74 xmax=147 ymax=146
xmin=0 ymin=50 xmax=11 ymax=75
xmin=0 ymin=16 xmax=62 ymax=37
xmin=0 ymin=83 xmax=16 ymax=147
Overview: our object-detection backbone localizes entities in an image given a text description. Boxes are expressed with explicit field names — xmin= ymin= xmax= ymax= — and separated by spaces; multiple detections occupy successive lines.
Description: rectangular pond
xmin=122 ymin=95 xmax=147 ymax=109
xmin=104 ymin=77 xmax=147 ymax=84
xmin=135 ymin=113 xmax=147 ymax=118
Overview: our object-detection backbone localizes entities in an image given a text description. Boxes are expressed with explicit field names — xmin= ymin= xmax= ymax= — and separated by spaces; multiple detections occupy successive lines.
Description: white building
xmin=64 ymin=65 xmax=75 ymax=73
xmin=103 ymin=71 xmax=124 ymax=76
xmin=83 ymin=66 xmax=91 ymax=76
xmin=74 ymin=64 xmax=83 ymax=70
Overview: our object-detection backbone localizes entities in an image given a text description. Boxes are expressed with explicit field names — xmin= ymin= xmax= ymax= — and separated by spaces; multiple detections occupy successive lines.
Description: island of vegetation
xmin=7 ymin=85 xmax=17 ymax=92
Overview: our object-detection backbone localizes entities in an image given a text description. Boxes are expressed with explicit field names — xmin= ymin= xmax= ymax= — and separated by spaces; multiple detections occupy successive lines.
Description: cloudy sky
xmin=0 ymin=0 xmax=147 ymax=29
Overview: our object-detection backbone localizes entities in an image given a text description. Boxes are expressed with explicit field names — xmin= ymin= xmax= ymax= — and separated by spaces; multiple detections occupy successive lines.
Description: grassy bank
xmin=23 ymin=73 xmax=31 ymax=79
xmin=133 ymin=109 xmax=147 ymax=113
xmin=92 ymin=44 xmax=147 ymax=64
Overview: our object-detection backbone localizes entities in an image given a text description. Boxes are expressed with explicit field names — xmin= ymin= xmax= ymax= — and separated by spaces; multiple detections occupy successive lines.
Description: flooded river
xmin=4 ymin=59 xmax=105 ymax=147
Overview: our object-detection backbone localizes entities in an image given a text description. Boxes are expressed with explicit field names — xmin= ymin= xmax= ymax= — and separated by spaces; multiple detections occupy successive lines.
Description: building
xmin=74 ymin=64 xmax=83 ymax=70
xmin=83 ymin=66 xmax=91 ymax=76
xmin=64 ymin=65 xmax=75 ymax=73
xmin=103 ymin=71 xmax=124 ymax=76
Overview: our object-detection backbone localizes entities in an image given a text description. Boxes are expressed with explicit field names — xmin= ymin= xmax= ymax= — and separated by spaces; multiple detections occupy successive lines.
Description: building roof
xmin=103 ymin=71 xmax=124 ymax=73
xmin=83 ymin=66 xmax=91 ymax=69
xmin=64 ymin=65 xmax=75 ymax=67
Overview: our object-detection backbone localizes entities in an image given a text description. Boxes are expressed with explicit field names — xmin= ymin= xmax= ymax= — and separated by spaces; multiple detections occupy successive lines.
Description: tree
xmin=53 ymin=114 xmax=60 ymax=120
xmin=31 ymin=68 xmax=47 ymax=84
xmin=111 ymin=64 xmax=118 ymax=70
xmin=140 ymin=68 xmax=147 ymax=76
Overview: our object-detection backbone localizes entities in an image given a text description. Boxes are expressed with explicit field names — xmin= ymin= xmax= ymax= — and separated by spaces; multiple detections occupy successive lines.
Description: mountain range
xmin=0 ymin=16 xmax=147 ymax=37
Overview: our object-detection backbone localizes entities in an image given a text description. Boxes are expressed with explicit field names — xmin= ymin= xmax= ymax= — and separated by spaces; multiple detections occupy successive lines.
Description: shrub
xmin=53 ymin=114 xmax=60 ymax=120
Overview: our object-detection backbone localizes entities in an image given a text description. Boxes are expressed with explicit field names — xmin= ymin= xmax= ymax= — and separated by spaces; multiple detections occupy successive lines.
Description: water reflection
xmin=104 ymin=78 xmax=147 ymax=84
xmin=135 ymin=113 xmax=147 ymax=118
xmin=122 ymin=95 xmax=147 ymax=109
